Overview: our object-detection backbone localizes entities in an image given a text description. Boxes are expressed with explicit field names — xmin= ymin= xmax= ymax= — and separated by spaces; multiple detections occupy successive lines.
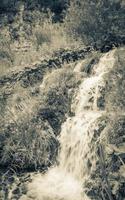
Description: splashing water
xmin=22 ymin=51 xmax=117 ymax=200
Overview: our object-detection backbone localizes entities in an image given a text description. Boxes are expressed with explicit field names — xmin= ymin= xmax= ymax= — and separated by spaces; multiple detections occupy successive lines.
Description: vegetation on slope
xmin=0 ymin=0 xmax=69 ymax=21
xmin=0 ymin=0 xmax=125 ymax=74
xmin=0 ymin=64 xmax=81 ymax=171
xmin=0 ymin=0 xmax=125 ymax=199
xmin=65 ymin=0 xmax=125 ymax=50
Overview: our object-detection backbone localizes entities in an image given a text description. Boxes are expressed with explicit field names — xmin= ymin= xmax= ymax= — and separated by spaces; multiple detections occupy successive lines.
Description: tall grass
xmin=0 ymin=65 xmax=81 ymax=170
xmin=32 ymin=12 xmax=81 ymax=58
xmin=0 ymin=8 xmax=81 ymax=69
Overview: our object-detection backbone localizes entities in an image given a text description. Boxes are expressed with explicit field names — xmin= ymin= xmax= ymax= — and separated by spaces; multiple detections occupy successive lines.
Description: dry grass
xmin=0 ymin=7 xmax=82 ymax=172
xmin=32 ymin=19 xmax=81 ymax=58
xmin=0 ymin=65 xmax=81 ymax=171
xmin=0 ymin=9 xmax=81 ymax=73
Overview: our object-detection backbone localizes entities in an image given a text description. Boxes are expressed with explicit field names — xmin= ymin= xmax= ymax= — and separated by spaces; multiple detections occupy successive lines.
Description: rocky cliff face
xmin=0 ymin=47 xmax=125 ymax=199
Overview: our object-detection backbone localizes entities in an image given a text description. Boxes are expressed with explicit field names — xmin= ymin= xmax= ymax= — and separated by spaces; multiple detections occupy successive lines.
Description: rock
xmin=12 ymin=188 xmax=20 ymax=195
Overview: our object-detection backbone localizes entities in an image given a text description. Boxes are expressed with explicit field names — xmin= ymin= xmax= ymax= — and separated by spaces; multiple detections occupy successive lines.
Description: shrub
xmin=0 ymin=0 xmax=69 ymax=21
xmin=65 ymin=0 xmax=125 ymax=49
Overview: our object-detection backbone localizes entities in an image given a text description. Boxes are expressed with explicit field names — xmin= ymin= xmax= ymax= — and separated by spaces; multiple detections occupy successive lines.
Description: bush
xmin=26 ymin=0 xmax=69 ymax=20
xmin=0 ymin=0 xmax=69 ymax=21
xmin=65 ymin=0 xmax=125 ymax=49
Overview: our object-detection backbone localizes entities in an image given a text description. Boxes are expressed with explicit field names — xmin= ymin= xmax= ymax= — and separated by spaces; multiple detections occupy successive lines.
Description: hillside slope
xmin=22 ymin=47 xmax=125 ymax=200
xmin=0 ymin=46 xmax=125 ymax=199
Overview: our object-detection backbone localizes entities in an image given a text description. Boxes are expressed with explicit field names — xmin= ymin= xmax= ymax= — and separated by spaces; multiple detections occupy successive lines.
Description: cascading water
xmin=21 ymin=50 xmax=120 ymax=200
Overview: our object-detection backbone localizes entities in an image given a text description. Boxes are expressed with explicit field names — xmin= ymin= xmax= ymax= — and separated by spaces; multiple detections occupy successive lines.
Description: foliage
xmin=65 ymin=0 xmax=125 ymax=49
xmin=27 ymin=0 xmax=69 ymax=21
xmin=0 ymin=0 xmax=69 ymax=21
xmin=0 ymin=5 xmax=79 ymax=68
xmin=0 ymin=85 xmax=59 ymax=170
xmin=39 ymin=67 xmax=81 ymax=134
xmin=0 ymin=66 xmax=81 ymax=170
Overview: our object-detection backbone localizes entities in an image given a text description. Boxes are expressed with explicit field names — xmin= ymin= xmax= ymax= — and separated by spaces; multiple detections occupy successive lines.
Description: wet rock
xmin=12 ymin=188 xmax=20 ymax=195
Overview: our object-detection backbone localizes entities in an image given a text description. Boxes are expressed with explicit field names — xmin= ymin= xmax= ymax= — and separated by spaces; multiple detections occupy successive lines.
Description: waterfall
xmin=21 ymin=50 xmax=120 ymax=200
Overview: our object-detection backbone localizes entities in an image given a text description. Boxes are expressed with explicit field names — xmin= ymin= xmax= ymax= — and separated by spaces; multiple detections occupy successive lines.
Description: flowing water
xmin=22 ymin=50 xmax=117 ymax=200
